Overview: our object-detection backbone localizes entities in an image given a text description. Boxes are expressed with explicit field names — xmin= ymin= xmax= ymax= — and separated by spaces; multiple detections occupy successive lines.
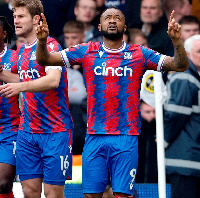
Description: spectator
xmin=136 ymin=99 xmax=158 ymax=183
xmin=36 ymin=8 xmax=189 ymax=197
xmin=0 ymin=16 xmax=20 ymax=198
xmin=0 ymin=0 xmax=73 ymax=197
xmin=63 ymin=20 xmax=85 ymax=49
xmin=92 ymin=0 xmax=107 ymax=27
xmin=128 ymin=28 xmax=148 ymax=46
xmin=139 ymin=0 xmax=174 ymax=56
xmin=179 ymin=15 xmax=200 ymax=42
xmin=163 ymin=0 xmax=192 ymax=22
xmin=164 ymin=34 xmax=200 ymax=198
xmin=74 ymin=0 xmax=103 ymax=42
xmin=140 ymin=100 xmax=155 ymax=124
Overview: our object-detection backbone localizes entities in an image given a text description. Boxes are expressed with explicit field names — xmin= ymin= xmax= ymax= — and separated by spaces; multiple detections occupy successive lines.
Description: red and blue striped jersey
xmin=61 ymin=41 xmax=166 ymax=135
xmin=0 ymin=46 xmax=20 ymax=133
xmin=17 ymin=37 xmax=73 ymax=133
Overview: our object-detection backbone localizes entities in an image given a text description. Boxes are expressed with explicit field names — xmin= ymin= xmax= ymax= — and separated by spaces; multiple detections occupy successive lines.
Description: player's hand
xmin=0 ymin=83 xmax=21 ymax=98
xmin=36 ymin=13 xmax=49 ymax=41
xmin=167 ymin=10 xmax=181 ymax=40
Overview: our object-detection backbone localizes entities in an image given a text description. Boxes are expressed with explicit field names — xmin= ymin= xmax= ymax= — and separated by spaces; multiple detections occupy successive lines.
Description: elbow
xmin=179 ymin=60 xmax=189 ymax=72
xmin=36 ymin=57 xmax=47 ymax=66
xmin=175 ymin=59 xmax=189 ymax=72
xmin=50 ymin=79 xmax=60 ymax=89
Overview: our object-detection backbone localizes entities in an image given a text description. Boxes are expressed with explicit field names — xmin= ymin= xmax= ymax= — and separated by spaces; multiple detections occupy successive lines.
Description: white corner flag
xmin=154 ymin=71 xmax=166 ymax=198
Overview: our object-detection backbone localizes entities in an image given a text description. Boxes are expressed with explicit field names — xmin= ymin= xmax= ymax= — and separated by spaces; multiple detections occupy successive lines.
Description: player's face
xmin=13 ymin=7 xmax=34 ymax=37
xmin=140 ymin=0 xmax=163 ymax=24
xmin=64 ymin=32 xmax=85 ymax=48
xmin=99 ymin=8 xmax=126 ymax=40
xmin=181 ymin=23 xmax=200 ymax=42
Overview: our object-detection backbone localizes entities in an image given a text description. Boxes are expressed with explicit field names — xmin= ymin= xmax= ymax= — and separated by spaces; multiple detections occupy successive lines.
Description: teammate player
xmin=0 ymin=0 xmax=73 ymax=198
xmin=0 ymin=16 xmax=19 ymax=198
xmin=22 ymin=6 xmax=190 ymax=198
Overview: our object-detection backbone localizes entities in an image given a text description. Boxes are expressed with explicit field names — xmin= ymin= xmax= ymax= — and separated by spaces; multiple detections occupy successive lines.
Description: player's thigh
xmin=16 ymin=131 xmax=43 ymax=178
xmin=21 ymin=178 xmax=43 ymax=198
xmin=110 ymin=135 xmax=138 ymax=196
xmin=0 ymin=163 xmax=16 ymax=182
xmin=0 ymin=132 xmax=17 ymax=166
xmin=42 ymin=130 xmax=73 ymax=185
xmin=82 ymin=134 xmax=109 ymax=193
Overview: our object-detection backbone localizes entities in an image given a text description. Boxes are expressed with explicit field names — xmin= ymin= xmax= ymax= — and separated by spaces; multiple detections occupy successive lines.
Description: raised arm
xmin=36 ymin=13 xmax=64 ymax=66
xmin=162 ymin=10 xmax=189 ymax=72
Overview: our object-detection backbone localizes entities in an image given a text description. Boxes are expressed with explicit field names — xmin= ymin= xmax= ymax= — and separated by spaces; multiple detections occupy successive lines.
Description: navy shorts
xmin=0 ymin=132 xmax=17 ymax=166
xmin=82 ymin=134 xmax=138 ymax=195
xmin=16 ymin=130 xmax=73 ymax=185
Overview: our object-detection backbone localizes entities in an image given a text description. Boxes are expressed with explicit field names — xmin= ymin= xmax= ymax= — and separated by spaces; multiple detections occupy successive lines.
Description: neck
xmin=24 ymin=30 xmax=37 ymax=45
xmin=83 ymin=23 xmax=93 ymax=32
xmin=103 ymin=37 xmax=123 ymax=49
xmin=0 ymin=44 xmax=5 ymax=53
xmin=143 ymin=23 xmax=152 ymax=34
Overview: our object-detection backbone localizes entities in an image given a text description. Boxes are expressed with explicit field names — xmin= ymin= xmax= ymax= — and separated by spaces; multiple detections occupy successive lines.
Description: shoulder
xmin=46 ymin=36 xmax=62 ymax=51
xmin=69 ymin=41 xmax=101 ymax=53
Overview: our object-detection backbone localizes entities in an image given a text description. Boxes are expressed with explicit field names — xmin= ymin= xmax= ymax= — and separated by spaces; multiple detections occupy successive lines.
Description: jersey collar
xmin=25 ymin=38 xmax=38 ymax=49
xmin=102 ymin=41 xmax=126 ymax=53
xmin=0 ymin=45 xmax=7 ymax=58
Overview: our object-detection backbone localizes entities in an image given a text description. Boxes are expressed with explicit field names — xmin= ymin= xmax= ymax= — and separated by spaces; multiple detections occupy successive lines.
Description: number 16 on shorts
xmin=60 ymin=155 xmax=69 ymax=176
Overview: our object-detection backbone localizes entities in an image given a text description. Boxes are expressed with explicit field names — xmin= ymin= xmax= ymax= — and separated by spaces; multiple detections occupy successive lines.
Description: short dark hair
xmin=11 ymin=0 xmax=43 ymax=19
xmin=0 ymin=16 xmax=13 ymax=44
xmin=63 ymin=20 xmax=84 ymax=34
xmin=179 ymin=15 xmax=200 ymax=29
xmin=128 ymin=28 xmax=147 ymax=44
xmin=101 ymin=6 xmax=125 ymax=18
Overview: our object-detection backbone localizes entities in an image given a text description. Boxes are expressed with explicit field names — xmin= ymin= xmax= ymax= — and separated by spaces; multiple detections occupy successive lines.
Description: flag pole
xmin=154 ymin=71 xmax=166 ymax=198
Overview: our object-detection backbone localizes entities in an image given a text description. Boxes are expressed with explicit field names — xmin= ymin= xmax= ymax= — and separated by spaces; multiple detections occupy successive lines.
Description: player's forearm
xmin=0 ymin=70 xmax=20 ymax=83
xmin=36 ymin=38 xmax=50 ymax=66
xmin=163 ymin=39 xmax=189 ymax=72
xmin=21 ymin=74 xmax=60 ymax=92
xmin=172 ymin=38 xmax=189 ymax=71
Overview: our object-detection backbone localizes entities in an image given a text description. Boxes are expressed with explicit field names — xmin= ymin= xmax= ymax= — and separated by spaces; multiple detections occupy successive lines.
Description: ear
xmin=186 ymin=51 xmax=190 ymax=58
xmin=124 ymin=25 xmax=127 ymax=32
xmin=3 ymin=31 xmax=7 ymax=40
xmin=74 ymin=7 xmax=78 ymax=17
xmin=98 ymin=24 xmax=101 ymax=32
xmin=33 ymin=15 xmax=40 ymax=25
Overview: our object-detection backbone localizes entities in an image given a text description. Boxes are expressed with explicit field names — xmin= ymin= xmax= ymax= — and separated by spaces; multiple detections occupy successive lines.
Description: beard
xmin=101 ymin=27 xmax=124 ymax=40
